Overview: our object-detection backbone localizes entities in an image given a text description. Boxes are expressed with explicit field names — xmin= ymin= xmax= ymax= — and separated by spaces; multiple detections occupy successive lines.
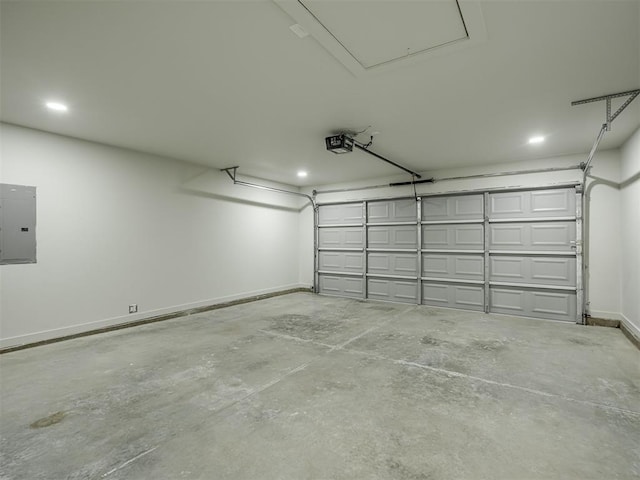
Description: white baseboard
xmin=589 ymin=310 xmax=623 ymax=321
xmin=0 ymin=284 xmax=309 ymax=350
xmin=620 ymin=313 xmax=640 ymax=343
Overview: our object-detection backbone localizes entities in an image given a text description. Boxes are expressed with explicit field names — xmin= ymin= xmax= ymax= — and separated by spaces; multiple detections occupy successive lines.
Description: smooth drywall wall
xmin=620 ymin=127 xmax=640 ymax=339
xmin=302 ymin=150 xmax=622 ymax=320
xmin=0 ymin=123 xmax=302 ymax=348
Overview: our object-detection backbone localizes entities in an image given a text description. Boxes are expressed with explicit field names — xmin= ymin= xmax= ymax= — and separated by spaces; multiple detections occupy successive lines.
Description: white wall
xmin=1 ymin=122 xmax=630 ymax=347
xmin=620 ymin=127 xmax=640 ymax=339
xmin=302 ymin=150 xmax=623 ymax=320
xmin=0 ymin=123 xmax=303 ymax=348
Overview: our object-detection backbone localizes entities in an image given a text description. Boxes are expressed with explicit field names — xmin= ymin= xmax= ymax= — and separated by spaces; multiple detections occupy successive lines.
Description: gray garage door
xmin=487 ymin=188 xmax=578 ymax=322
xmin=317 ymin=186 xmax=581 ymax=322
xmin=421 ymin=194 xmax=486 ymax=312
xmin=317 ymin=202 xmax=365 ymax=298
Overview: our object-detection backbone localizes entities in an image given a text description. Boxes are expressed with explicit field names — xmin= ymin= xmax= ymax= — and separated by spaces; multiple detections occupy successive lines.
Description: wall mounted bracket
xmin=221 ymin=166 xmax=317 ymax=209
xmin=571 ymin=88 xmax=639 ymax=324
xmin=572 ymin=89 xmax=640 ymax=131
xmin=572 ymin=88 xmax=640 ymax=171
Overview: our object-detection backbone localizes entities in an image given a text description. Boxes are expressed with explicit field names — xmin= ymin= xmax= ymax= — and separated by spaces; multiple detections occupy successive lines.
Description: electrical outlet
xmin=129 ymin=304 xmax=138 ymax=314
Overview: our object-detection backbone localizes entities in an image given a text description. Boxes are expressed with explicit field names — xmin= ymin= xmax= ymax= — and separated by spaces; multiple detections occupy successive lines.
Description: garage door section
xmin=488 ymin=189 xmax=577 ymax=322
xmin=421 ymin=194 xmax=485 ymax=311
xmin=367 ymin=199 xmax=418 ymax=303
xmin=316 ymin=186 xmax=580 ymax=322
xmin=317 ymin=203 xmax=365 ymax=298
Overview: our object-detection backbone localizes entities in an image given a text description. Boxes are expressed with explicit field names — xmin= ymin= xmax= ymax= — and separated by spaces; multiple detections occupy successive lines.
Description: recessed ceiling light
xmin=289 ymin=24 xmax=309 ymax=38
xmin=528 ymin=135 xmax=545 ymax=144
xmin=45 ymin=101 xmax=68 ymax=112
xmin=297 ymin=171 xmax=308 ymax=178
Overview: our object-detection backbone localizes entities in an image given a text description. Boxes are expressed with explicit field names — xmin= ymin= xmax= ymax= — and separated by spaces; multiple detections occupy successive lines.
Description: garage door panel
xmin=490 ymin=222 xmax=575 ymax=251
xmin=491 ymin=288 xmax=525 ymax=313
xmin=489 ymin=193 xmax=524 ymax=217
xmin=455 ymin=285 xmax=485 ymax=309
xmin=490 ymin=287 xmax=576 ymax=322
xmin=454 ymin=195 xmax=484 ymax=218
xmin=490 ymin=256 xmax=526 ymax=281
xmin=368 ymin=252 xmax=418 ymax=276
xmin=422 ymin=282 xmax=484 ymax=311
xmin=368 ymin=199 xmax=417 ymax=223
xmin=490 ymin=256 xmax=575 ymax=286
xmin=530 ymin=223 xmax=575 ymax=249
xmin=490 ymin=189 xmax=575 ymax=219
xmin=319 ymin=251 xmax=364 ymax=274
xmin=319 ymin=275 xmax=363 ymax=298
xmin=530 ymin=189 xmax=574 ymax=217
xmin=455 ymin=226 xmax=484 ymax=246
xmin=490 ymin=225 xmax=522 ymax=248
xmin=318 ymin=203 xmax=363 ymax=225
xmin=423 ymin=224 xmax=483 ymax=250
xmin=531 ymin=257 xmax=576 ymax=284
xmin=422 ymin=195 xmax=483 ymax=221
xmin=455 ymin=256 xmax=484 ymax=278
xmin=422 ymin=254 xmax=484 ymax=281
xmin=422 ymin=254 xmax=448 ymax=276
xmin=422 ymin=282 xmax=448 ymax=304
xmin=530 ymin=291 xmax=576 ymax=320
xmin=368 ymin=225 xmax=417 ymax=249
xmin=319 ymin=227 xmax=364 ymax=248
xmin=367 ymin=278 xmax=417 ymax=303
xmin=422 ymin=226 xmax=449 ymax=247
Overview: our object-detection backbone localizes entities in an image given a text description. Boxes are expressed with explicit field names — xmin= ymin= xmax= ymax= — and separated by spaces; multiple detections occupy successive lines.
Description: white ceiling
xmin=295 ymin=0 xmax=468 ymax=69
xmin=1 ymin=0 xmax=639 ymax=187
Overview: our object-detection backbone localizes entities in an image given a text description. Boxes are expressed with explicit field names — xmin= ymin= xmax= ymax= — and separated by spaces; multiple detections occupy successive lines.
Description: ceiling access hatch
xmin=301 ymin=0 xmax=468 ymax=69
xmin=275 ymin=0 xmax=487 ymax=76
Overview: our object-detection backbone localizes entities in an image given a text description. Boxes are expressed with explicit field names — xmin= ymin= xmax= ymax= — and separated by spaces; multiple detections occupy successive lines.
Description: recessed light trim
xmin=297 ymin=171 xmax=308 ymax=178
xmin=45 ymin=101 xmax=68 ymax=112
xmin=289 ymin=24 xmax=309 ymax=39
xmin=528 ymin=135 xmax=545 ymax=144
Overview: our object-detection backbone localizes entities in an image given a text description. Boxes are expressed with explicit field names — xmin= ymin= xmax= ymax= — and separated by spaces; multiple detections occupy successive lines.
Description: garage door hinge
xmin=571 ymin=240 xmax=582 ymax=253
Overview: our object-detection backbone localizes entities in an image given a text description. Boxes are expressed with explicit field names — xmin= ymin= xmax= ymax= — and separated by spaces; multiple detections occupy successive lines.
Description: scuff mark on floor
xmin=30 ymin=411 xmax=65 ymax=428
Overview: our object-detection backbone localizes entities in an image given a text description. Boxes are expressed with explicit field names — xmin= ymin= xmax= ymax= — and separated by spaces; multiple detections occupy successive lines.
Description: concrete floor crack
xmin=330 ymin=305 xmax=416 ymax=352
xmin=341 ymin=346 xmax=640 ymax=417
xmin=101 ymin=446 xmax=158 ymax=478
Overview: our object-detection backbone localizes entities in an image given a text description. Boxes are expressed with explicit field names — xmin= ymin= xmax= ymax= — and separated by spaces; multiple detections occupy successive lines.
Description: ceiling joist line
xmin=572 ymin=88 xmax=640 ymax=172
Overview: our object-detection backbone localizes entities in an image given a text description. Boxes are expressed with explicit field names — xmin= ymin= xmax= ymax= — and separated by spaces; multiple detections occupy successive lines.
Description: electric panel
xmin=1 ymin=184 xmax=37 ymax=265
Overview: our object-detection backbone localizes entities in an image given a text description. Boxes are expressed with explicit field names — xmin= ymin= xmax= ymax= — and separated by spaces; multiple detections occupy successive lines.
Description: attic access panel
xmin=299 ymin=0 xmax=468 ymax=69
xmin=276 ymin=0 xmax=486 ymax=75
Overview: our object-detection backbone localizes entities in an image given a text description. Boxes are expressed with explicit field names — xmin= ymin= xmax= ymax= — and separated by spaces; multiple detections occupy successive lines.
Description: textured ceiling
xmin=1 ymin=1 xmax=639 ymax=187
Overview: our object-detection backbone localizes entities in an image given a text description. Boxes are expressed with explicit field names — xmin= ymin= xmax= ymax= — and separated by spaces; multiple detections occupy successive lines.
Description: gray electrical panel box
xmin=0 ymin=183 xmax=37 ymax=265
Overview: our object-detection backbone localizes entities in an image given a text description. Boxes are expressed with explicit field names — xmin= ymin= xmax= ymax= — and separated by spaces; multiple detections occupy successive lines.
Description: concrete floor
xmin=1 ymin=293 xmax=639 ymax=480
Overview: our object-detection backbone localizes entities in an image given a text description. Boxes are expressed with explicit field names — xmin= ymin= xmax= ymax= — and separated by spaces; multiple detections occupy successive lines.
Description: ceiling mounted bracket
xmin=571 ymin=88 xmax=640 ymax=171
